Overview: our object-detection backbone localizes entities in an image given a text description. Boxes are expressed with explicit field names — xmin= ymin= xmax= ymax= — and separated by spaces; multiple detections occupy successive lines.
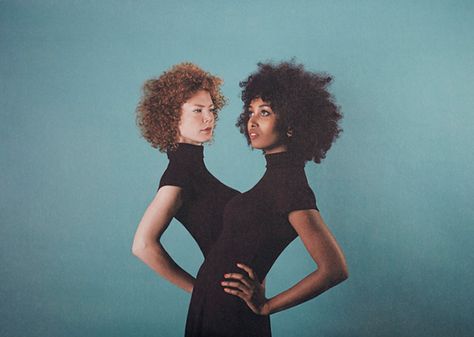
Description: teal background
xmin=1 ymin=1 xmax=473 ymax=336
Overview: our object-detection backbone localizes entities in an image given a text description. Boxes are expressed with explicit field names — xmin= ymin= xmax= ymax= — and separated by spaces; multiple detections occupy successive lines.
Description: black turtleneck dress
xmin=158 ymin=143 xmax=239 ymax=258
xmin=185 ymin=151 xmax=318 ymax=337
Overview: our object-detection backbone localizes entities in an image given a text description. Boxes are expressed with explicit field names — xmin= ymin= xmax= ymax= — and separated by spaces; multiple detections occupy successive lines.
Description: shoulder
xmin=271 ymin=169 xmax=318 ymax=215
xmin=271 ymin=167 xmax=313 ymax=195
xmin=283 ymin=168 xmax=311 ymax=187
xmin=158 ymin=160 xmax=192 ymax=190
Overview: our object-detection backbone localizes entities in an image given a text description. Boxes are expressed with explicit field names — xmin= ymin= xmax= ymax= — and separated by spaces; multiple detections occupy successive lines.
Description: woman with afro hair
xmin=132 ymin=63 xmax=239 ymax=294
xmin=184 ymin=61 xmax=349 ymax=337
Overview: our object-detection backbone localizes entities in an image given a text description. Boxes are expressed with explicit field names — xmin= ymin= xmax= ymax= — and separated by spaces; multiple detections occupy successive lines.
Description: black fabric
xmin=185 ymin=151 xmax=318 ymax=337
xmin=158 ymin=143 xmax=239 ymax=258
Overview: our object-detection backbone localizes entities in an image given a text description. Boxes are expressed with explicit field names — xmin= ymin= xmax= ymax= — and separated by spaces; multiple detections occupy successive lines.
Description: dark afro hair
xmin=236 ymin=60 xmax=342 ymax=163
xmin=136 ymin=62 xmax=226 ymax=152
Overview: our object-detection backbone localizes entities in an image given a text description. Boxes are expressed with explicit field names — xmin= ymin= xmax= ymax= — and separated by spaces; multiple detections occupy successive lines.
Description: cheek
xmin=265 ymin=120 xmax=280 ymax=138
xmin=179 ymin=116 xmax=199 ymax=131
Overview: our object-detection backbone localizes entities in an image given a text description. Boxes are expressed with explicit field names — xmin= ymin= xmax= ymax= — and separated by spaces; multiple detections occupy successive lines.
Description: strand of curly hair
xmin=237 ymin=60 xmax=342 ymax=163
xmin=136 ymin=62 xmax=226 ymax=151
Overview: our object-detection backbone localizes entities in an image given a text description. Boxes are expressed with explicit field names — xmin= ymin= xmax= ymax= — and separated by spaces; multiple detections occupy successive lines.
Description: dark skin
xmin=221 ymin=98 xmax=349 ymax=315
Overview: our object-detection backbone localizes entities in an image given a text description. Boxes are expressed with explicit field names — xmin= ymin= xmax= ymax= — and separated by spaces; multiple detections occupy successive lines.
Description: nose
xmin=248 ymin=114 xmax=258 ymax=128
xmin=203 ymin=109 xmax=214 ymax=123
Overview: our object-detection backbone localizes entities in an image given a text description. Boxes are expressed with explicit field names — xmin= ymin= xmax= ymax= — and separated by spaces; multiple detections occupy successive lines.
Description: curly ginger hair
xmin=136 ymin=63 xmax=226 ymax=151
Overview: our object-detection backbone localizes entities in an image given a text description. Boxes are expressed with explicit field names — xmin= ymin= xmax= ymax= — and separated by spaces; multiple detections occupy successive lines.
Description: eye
xmin=210 ymin=108 xmax=217 ymax=114
xmin=248 ymin=110 xmax=254 ymax=117
xmin=260 ymin=109 xmax=270 ymax=117
xmin=193 ymin=108 xmax=202 ymax=113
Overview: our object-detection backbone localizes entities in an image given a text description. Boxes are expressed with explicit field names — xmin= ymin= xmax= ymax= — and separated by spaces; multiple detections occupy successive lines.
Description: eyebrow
xmin=193 ymin=104 xmax=215 ymax=108
xmin=248 ymin=104 xmax=272 ymax=109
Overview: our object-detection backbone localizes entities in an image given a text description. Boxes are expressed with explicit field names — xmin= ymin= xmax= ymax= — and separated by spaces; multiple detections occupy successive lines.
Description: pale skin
xmin=221 ymin=98 xmax=349 ymax=315
xmin=132 ymin=90 xmax=216 ymax=293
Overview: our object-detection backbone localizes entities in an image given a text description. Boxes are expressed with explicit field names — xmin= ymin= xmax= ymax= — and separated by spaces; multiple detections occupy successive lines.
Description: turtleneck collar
xmin=167 ymin=143 xmax=204 ymax=163
xmin=265 ymin=151 xmax=305 ymax=169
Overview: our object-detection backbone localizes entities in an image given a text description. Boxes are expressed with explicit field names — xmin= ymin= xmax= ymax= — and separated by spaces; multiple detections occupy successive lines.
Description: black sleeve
xmin=157 ymin=161 xmax=190 ymax=191
xmin=276 ymin=174 xmax=319 ymax=216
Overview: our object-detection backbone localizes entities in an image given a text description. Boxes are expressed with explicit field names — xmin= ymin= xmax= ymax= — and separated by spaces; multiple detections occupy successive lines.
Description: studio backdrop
xmin=1 ymin=1 xmax=473 ymax=337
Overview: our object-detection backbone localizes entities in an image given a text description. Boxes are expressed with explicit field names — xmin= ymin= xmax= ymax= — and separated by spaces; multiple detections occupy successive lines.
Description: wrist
xmin=261 ymin=299 xmax=272 ymax=316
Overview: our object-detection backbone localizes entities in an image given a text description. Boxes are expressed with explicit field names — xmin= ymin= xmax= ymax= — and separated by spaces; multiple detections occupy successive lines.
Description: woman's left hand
xmin=221 ymin=263 xmax=270 ymax=316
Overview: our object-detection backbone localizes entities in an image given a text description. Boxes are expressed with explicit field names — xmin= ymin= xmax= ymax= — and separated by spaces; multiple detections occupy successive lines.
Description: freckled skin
xmin=132 ymin=89 xmax=237 ymax=294
xmin=178 ymin=90 xmax=216 ymax=145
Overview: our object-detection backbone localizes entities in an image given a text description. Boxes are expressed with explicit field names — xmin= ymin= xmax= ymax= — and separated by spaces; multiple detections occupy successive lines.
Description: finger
xmin=223 ymin=273 xmax=245 ymax=280
xmin=223 ymin=273 xmax=253 ymax=289
xmin=223 ymin=288 xmax=259 ymax=314
xmin=223 ymin=287 xmax=247 ymax=299
xmin=221 ymin=281 xmax=250 ymax=293
xmin=243 ymin=300 xmax=259 ymax=315
xmin=236 ymin=263 xmax=256 ymax=280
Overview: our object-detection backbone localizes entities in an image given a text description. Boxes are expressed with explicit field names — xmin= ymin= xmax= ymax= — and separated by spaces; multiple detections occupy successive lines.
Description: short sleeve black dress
xmin=185 ymin=151 xmax=318 ymax=337
xmin=158 ymin=143 xmax=239 ymax=257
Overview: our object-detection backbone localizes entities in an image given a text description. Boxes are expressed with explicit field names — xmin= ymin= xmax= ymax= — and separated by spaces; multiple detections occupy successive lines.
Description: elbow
xmin=325 ymin=262 xmax=349 ymax=286
xmin=132 ymin=236 xmax=163 ymax=260
xmin=335 ymin=265 xmax=349 ymax=283
xmin=131 ymin=242 xmax=143 ymax=258
xmin=131 ymin=238 xmax=150 ymax=259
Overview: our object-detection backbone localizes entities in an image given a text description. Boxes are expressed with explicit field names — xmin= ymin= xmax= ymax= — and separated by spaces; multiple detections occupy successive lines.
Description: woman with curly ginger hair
xmin=185 ymin=61 xmax=349 ymax=337
xmin=132 ymin=63 xmax=239 ymax=295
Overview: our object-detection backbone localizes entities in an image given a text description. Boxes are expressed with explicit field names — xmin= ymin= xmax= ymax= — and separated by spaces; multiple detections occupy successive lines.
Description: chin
xmin=250 ymin=142 xmax=264 ymax=150
xmin=199 ymin=136 xmax=212 ymax=143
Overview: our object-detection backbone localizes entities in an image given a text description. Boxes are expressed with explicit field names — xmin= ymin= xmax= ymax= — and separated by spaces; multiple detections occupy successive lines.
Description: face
xmin=178 ymin=90 xmax=215 ymax=145
xmin=247 ymin=98 xmax=287 ymax=154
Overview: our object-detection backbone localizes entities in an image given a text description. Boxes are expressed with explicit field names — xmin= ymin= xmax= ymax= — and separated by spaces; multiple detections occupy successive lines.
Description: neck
xmin=177 ymin=136 xmax=203 ymax=146
xmin=167 ymin=142 xmax=205 ymax=163
xmin=264 ymin=150 xmax=305 ymax=169
xmin=262 ymin=144 xmax=287 ymax=155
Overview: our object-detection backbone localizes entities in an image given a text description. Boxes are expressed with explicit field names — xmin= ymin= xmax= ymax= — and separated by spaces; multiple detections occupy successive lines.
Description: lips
xmin=200 ymin=127 xmax=212 ymax=133
xmin=249 ymin=131 xmax=258 ymax=139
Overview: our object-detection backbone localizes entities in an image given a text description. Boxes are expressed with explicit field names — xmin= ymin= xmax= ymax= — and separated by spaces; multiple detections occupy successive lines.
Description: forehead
xmin=249 ymin=97 xmax=271 ymax=108
xmin=185 ymin=90 xmax=213 ymax=105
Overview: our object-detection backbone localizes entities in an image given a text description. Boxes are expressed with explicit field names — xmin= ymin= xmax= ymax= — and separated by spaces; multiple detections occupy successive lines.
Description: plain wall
xmin=1 ymin=1 xmax=473 ymax=336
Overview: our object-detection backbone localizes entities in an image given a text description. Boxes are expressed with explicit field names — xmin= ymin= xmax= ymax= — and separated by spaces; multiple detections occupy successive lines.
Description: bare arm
xmin=222 ymin=209 xmax=348 ymax=315
xmin=265 ymin=209 xmax=348 ymax=314
xmin=132 ymin=186 xmax=195 ymax=293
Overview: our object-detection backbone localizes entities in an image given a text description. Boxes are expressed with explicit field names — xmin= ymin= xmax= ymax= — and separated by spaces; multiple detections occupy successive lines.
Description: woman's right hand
xmin=221 ymin=263 xmax=270 ymax=315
